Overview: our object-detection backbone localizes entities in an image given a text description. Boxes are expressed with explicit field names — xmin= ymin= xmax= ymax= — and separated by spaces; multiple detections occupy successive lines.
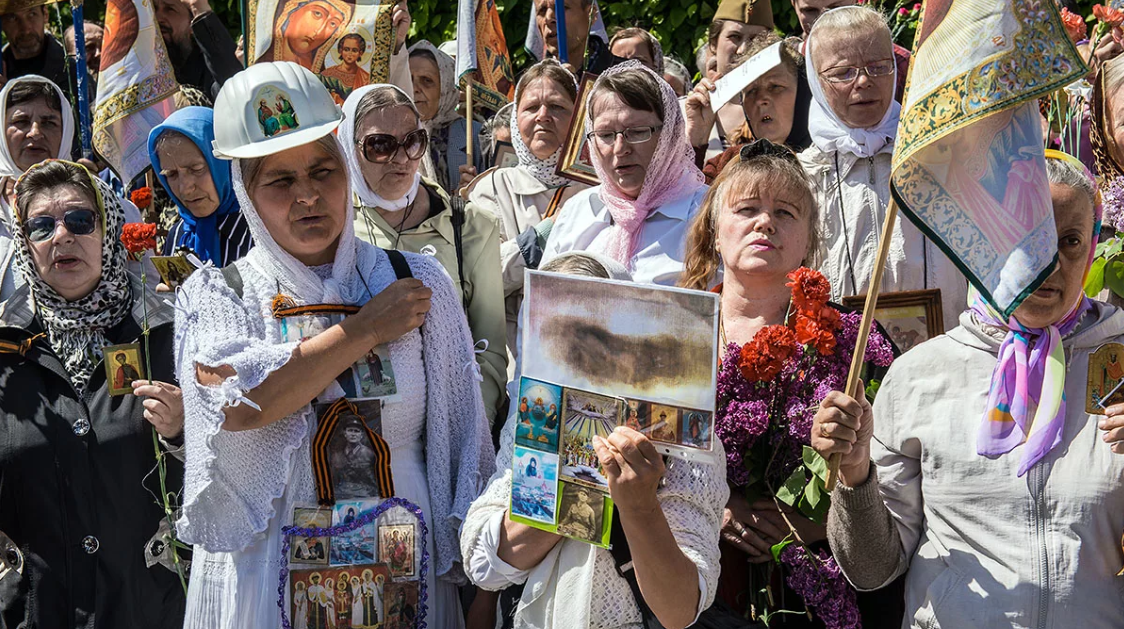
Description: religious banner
xmin=92 ymin=0 xmax=178 ymax=183
xmin=246 ymin=0 xmax=395 ymax=105
xmin=890 ymin=0 xmax=1087 ymax=317
xmin=524 ymin=0 xmax=608 ymax=60
xmin=456 ymin=0 xmax=515 ymax=112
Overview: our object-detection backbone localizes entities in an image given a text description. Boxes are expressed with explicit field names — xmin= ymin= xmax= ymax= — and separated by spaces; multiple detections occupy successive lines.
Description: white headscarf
xmin=232 ymin=135 xmax=365 ymax=306
xmin=338 ymin=84 xmax=422 ymax=211
xmin=0 ymin=76 xmax=75 ymax=178
xmin=804 ymin=7 xmax=900 ymax=159
xmin=407 ymin=40 xmax=460 ymax=132
xmin=509 ymin=60 xmax=577 ymax=189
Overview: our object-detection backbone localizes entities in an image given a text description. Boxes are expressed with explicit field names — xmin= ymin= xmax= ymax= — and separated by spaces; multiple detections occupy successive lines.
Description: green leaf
xmin=1105 ymin=253 xmax=1124 ymax=297
xmin=770 ymin=535 xmax=793 ymax=564
xmin=775 ymin=467 xmax=805 ymax=507
xmin=865 ymin=379 xmax=882 ymax=401
xmin=802 ymin=446 xmax=829 ymax=482
xmin=671 ymin=7 xmax=687 ymax=27
xmin=1086 ymin=256 xmax=1107 ymax=297
xmin=804 ymin=472 xmax=823 ymax=508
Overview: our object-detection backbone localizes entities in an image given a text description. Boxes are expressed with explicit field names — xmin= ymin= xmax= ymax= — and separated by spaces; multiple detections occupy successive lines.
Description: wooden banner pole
xmin=825 ymin=198 xmax=899 ymax=491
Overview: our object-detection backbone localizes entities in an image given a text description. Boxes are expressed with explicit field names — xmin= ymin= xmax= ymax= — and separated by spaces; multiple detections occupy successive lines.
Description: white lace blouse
xmin=460 ymin=407 xmax=728 ymax=628
xmin=174 ymin=244 xmax=496 ymax=580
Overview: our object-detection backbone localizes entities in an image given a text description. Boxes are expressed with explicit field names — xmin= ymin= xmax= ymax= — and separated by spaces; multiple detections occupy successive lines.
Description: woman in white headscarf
xmin=799 ymin=5 xmax=966 ymax=332
xmin=407 ymin=40 xmax=486 ymax=194
xmin=0 ymin=76 xmax=74 ymax=300
xmin=175 ymin=61 xmax=493 ymax=629
xmin=0 ymin=76 xmax=144 ymax=301
xmin=467 ymin=59 xmax=591 ymax=359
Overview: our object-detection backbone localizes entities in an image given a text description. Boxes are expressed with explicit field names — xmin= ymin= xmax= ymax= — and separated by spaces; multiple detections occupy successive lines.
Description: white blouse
xmin=541 ymin=185 xmax=708 ymax=287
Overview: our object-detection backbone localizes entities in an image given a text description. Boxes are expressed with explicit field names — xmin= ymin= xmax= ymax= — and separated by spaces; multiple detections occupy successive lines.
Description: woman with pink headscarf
xmin=539 ymin=61 xmax=708 ymax=286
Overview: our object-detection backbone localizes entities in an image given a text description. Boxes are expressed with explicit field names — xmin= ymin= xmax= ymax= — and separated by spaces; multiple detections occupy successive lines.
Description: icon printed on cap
xmin=254 ymin=85 xmax=301 ymax=138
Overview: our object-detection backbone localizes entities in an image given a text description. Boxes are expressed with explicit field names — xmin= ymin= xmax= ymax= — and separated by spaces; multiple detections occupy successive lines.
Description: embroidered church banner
xmin=92 ymin=0 xmax=178 ymax=182
xmin=890 ymin=0 xmax=1087 ymax=317
xmin=246 ymin=0 xmax=395 ymax=105
xmin=456 ymin=0 xmax=515 ymax=112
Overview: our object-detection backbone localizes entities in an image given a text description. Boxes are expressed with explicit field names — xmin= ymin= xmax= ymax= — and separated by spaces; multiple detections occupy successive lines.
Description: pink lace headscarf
xmin=585 ymin=61 xmax=705 ymax=266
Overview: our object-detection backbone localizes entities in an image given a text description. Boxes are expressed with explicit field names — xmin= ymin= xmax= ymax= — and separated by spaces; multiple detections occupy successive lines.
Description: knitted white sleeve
xmin=173 ymin=265 xmax=313 ymax=552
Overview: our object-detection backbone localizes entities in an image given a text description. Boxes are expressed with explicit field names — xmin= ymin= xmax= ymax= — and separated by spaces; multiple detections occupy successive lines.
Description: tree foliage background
xmin=42 ymin=0 xmax=1104 ymax=78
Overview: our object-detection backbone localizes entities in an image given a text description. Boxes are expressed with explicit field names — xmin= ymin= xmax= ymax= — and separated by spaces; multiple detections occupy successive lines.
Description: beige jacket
xmin=468 ymin=166 xmax=589 ymax=357
xmin=354 ymin=178 xmax=508 ymax=424
xmin=799 ymin=144 xmax=968 ymax=332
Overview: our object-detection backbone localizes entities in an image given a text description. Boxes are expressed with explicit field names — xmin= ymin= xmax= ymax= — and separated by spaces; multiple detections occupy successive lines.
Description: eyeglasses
xmin=23 ymin=209 xmax=97 ymax=243
xmin=360 ymin=129 xmax=429 ymax=163
xmin=586 ymin=125 xmax=663 ymax=147
xmin=819 ymin=60 xmax=895 ymax=84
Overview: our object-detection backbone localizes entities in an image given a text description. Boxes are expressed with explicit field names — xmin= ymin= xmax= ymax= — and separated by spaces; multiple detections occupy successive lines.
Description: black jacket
xmin=174 ymin=11 xmax=243 ymax=100
xmin=2 ymin=34 xmax=93 ymax=105
xmin=0 ymin=278 xmax=185 ymax=629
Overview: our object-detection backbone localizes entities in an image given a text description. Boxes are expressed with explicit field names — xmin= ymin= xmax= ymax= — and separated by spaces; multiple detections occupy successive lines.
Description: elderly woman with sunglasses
xmin=540 ymin=61 xmax=708 ymax=285
xmin=0 ymin=160 xmax=186 ymax=627
xmin=799 ymin=6 xmax=965 ymax=331
xmin=342 ymin=84 xmax=507 ymax=426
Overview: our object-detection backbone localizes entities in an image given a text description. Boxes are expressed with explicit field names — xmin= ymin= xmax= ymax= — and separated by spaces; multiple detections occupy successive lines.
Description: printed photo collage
xmin=279 ymin=311 xmax=400 ymax=402
xmin=508 ymin=376 xmax=714 ymax=547
xmin=288 ymin=501 xmax=421 ymax=629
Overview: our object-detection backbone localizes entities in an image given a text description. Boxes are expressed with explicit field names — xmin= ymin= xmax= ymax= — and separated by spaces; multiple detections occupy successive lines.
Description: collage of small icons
xmin=288 ymin=501 xmax=420 ymax=628
xmin=509 ymin=377 xmax=713 ymax=547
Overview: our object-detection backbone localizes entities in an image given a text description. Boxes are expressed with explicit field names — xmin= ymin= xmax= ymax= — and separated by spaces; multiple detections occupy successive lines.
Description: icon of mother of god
xmin=265 ymin=0 xmax=354 ymax=72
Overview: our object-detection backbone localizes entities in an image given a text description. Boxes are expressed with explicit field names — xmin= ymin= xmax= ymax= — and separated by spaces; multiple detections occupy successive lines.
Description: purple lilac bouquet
xmin=714 ymin=268 xmax=894 ymax=628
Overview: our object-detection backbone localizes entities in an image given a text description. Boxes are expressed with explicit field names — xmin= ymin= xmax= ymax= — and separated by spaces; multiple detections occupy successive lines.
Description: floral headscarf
xmin=509 ymin=59 xmax=577 ymax=189
xmin=11 ymin=160 xmax=131 ymax=394
xmin=584 ymin=60 xmax=705 ymax=266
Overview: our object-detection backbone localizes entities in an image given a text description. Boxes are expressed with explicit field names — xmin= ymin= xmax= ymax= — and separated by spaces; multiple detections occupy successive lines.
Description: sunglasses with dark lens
xmin=23 ymin=209 xmax=98 ymax=243
xmin=361 ymin=129 xmax=429 ymax=163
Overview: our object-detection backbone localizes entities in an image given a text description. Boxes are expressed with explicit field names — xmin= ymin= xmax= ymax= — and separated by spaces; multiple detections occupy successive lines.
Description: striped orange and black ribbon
xmin=273 ymin=302 xmax=361 ymax=319
xmin=0 ymin=333 xmax=44 ymax=356
xmin=311 ymin=398 xmax=394 ymax=506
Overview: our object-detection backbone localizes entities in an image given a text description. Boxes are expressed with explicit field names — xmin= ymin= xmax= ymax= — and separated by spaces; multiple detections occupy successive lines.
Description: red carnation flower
xmin=794 ymin=314 xmax=838 ymax=356
xmin=1095 ymin=4 xmax=1124 ymax=27
xmin=738 ymin=325 xmax=799 ymax=382
xmin=130 ymin=186 xmax=153 ymax=210
xmin=786 ymin=267 xmax=831 ymax=316
xmin=121 ymin=222 xmax=157 ymax=255
xmin=1060 ymin=7 xmax=1088 ymax=42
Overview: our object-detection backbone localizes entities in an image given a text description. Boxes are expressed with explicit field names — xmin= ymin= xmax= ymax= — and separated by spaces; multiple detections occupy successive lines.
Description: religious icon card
xmin=515 ymin=377 xmax=563 ymax=453
xmin=384 ymin=581 xmax=420 ymax=628
xmin=1088 ymin=342 xmax=1124 ymax=413
xmin=646 ymin=404 xmax=680 ymax=444
xmin=290 ymin=507 xmax=331 ymax=565
xmin=103 ymin=342 xmax=144 ymax=396
xmin=377 ymin=523 xmax=416 ymax=578
xmin=330 ymin=500 xmax=377 ymax=566
xmin=150 ymin=254 xmax=197 ymax=289
xmin=353 ymin=344 xmax=399 ymax=400
xmin=290 ymin=563 xmax=390 ymax=629
xmin=510 ymin=447 xmax=559 ymax=525
xmin=559 ymin=388 xmax=621 ymax=493
xmin=556 ymin=480 xmax=608 ymax=546
xmin=678 ymin=409 xmax=714 ymax=450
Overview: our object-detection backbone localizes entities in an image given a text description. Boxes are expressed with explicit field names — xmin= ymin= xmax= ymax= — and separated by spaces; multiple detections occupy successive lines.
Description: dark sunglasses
xmin=361 ymin=129 xmax=429 ymax=163
xmin=23 ymin=209 xmax=98 ymax=243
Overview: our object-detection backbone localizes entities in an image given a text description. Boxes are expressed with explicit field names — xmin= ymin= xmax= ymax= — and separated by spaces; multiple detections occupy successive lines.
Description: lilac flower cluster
xmin=779 ymin=545 xmax=862 ymax=629
xmin=1103 ymin=175 xmax=1124 ymax=232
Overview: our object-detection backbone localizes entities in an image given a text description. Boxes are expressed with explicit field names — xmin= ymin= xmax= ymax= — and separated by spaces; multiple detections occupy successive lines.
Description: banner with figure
xmin=93 ymin=0 xmax=178 ymax=183
xmin=456 ymin=0 xmax=515 ymax=112
xmin=246 ymin=0 xmax=395 ymax=104
xmin=890 ymin=0 xmax=1087 ymax=317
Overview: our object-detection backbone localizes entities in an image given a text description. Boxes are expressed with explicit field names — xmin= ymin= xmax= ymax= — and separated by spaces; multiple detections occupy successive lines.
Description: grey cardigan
xmin=828 ymin=304 xmax=1124 ymax=629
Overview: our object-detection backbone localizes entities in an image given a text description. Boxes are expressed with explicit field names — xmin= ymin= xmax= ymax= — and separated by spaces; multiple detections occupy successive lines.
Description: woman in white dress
xmin=176 ymin=62 xmax=493 ymax=628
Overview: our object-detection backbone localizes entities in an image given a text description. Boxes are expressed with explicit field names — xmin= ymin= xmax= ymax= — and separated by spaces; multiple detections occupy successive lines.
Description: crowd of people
xmin=0 ymin=0 xmax=1123 ymax=628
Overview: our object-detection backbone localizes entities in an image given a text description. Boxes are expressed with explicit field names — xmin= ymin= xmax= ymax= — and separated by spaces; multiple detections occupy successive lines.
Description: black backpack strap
xmin=609 ymin=512 xmax=666 ymax=629
xmin=383 ymin=248 xmax=413 ymax=280
xmin=220 ymin=264 xmax=244 ymax=298
xmin=448 ymin=196 xmax=470 ymax=312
